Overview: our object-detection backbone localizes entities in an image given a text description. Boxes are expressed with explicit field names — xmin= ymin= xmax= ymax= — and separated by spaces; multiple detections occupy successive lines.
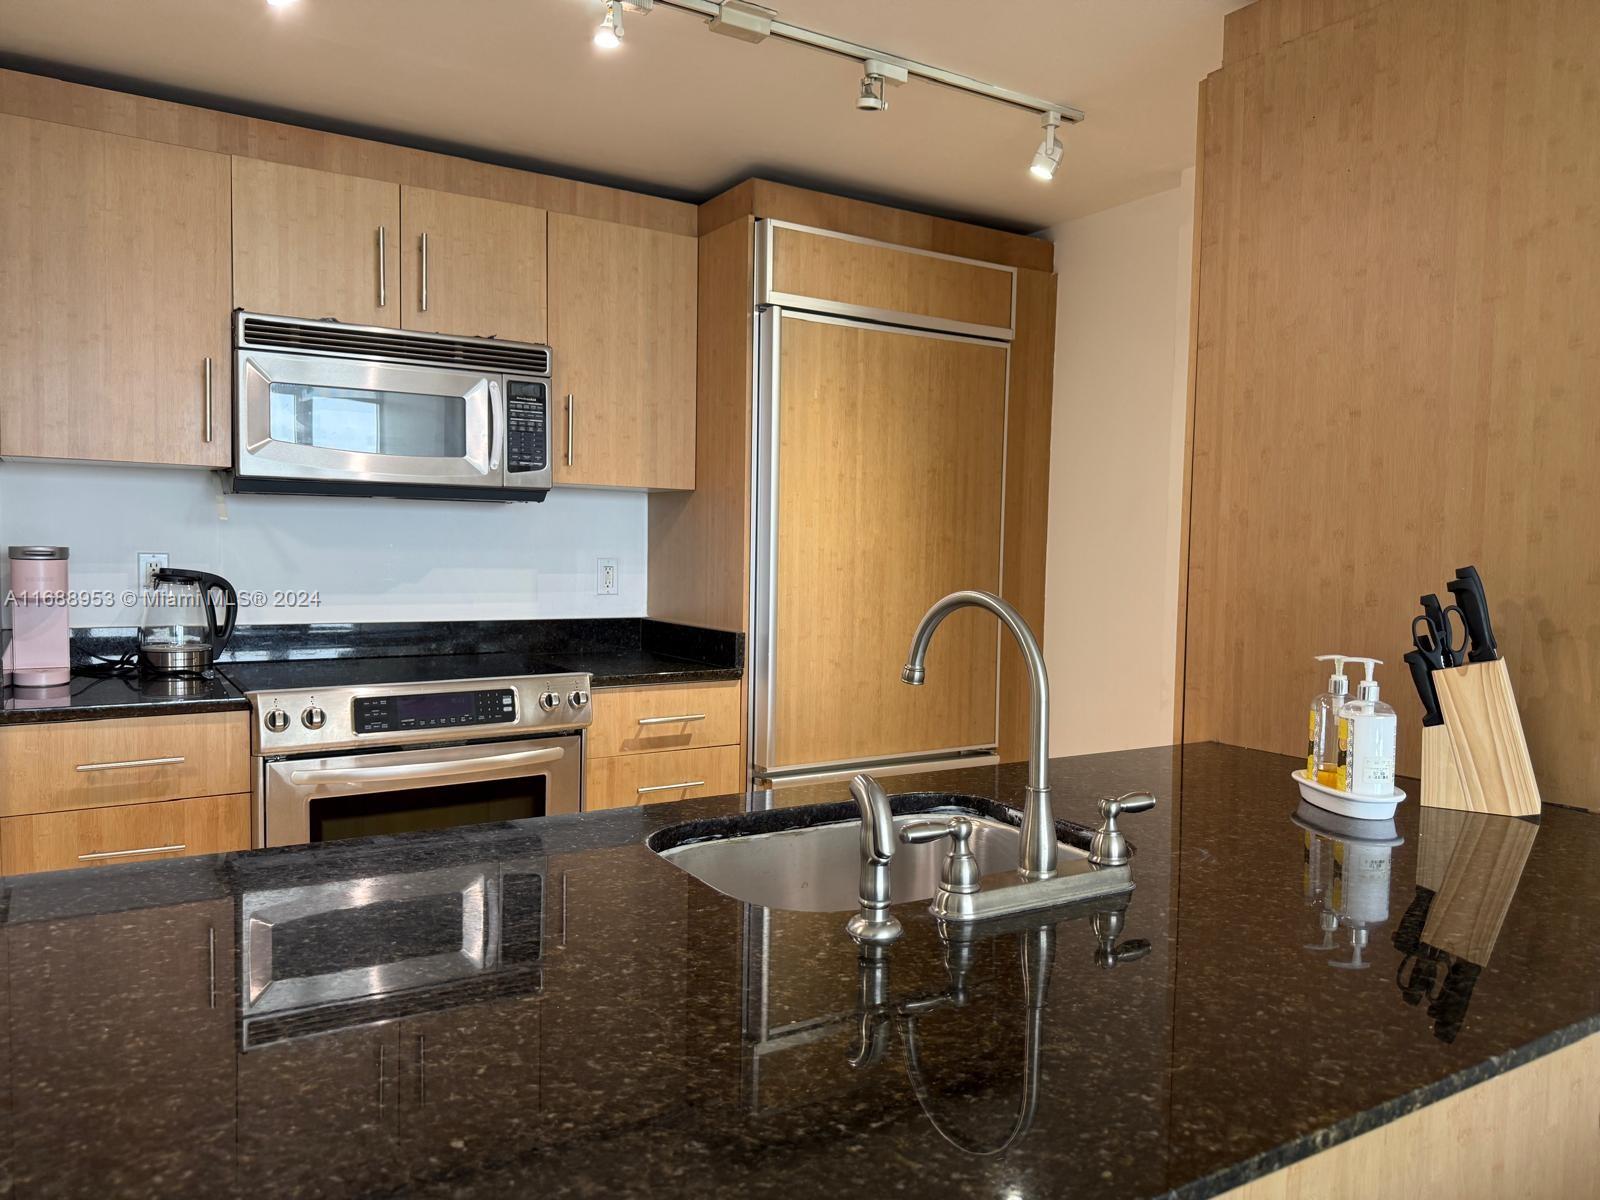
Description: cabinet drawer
xmin=0 ymin=711 xmax=251 ymax=817
xmin=587 ymin=681 xmax=741 ymax=757
xmin=765 ymin=223 xmax=1015 ymax=336
xmin=586 ymin=746 xmax=744 ymax=811
xmin=1 ymin=791 xmax=251 ymax=875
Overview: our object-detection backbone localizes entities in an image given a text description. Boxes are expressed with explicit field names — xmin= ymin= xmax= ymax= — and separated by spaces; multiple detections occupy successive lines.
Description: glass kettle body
xmin=137 ymin=568 xmax=239 ymax=675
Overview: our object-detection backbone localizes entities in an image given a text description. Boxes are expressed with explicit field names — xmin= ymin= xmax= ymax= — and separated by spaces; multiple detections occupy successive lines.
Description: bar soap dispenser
xmin=1308 ymin=655 xmax=1352 ymax=788
xmin=1337 ymin=658 xmax=1397 ymax=798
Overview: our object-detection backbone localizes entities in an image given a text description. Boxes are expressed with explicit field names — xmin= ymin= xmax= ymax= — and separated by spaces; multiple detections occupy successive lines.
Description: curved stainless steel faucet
xmin=902 ymin=589 xmax=1057 ymax=881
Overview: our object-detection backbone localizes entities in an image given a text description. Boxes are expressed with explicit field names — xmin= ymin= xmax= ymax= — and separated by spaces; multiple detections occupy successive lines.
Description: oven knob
xmin=539 ymin=690 xmax=562 ymax=712
xmin=569 ymin=689 xmax=590 ymax=709
xmin=264 ymin=707 xmax=291 ymax=734
xmin=301 ymin=705 xmax=327 ymax=730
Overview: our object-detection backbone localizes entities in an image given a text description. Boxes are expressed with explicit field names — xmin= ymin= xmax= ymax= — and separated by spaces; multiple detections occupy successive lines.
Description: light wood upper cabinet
xmin=548 ymin=213 xmax=696 ymax=490
xmin=400 ymin=186 xmax=546 ymax=342
xmin=0 ymin=115 xmax=231 ymax=466
xmin=232 ymin=157 xmax=400 ymax=327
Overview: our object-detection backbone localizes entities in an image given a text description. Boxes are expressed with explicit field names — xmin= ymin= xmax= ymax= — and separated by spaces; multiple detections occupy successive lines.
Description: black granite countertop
xmin=1 ymin=743 xmax=1595 ymax=1199
xmin=0 ymin=618 xmax=742 ymax=725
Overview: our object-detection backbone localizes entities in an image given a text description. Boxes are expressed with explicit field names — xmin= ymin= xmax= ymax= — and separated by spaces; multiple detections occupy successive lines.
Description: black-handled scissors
xmin=1412 ymin=594 xmax=1467 ymax=670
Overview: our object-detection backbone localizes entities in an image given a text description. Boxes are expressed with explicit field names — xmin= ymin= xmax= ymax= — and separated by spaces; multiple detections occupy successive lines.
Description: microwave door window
xmin=267 ymin=383 xmax=467 ymax=458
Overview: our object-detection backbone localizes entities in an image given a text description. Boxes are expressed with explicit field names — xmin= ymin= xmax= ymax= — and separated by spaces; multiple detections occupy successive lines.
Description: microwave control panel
xmin=506 ymin=380 xmax=548 ymax=474
xmin=354 ymin=688 xmax=517 ymax=735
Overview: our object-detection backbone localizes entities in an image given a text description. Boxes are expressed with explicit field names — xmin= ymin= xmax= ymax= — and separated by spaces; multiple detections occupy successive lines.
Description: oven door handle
xmin=288 ymin=746 xmax=565 ymax=787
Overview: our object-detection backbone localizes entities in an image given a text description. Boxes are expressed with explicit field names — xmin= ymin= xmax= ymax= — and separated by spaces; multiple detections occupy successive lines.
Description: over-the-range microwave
xmin=232 ymin=311 xmax=552 ymax=502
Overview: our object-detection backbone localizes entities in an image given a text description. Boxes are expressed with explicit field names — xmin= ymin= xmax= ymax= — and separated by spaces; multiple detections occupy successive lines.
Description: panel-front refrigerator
xmin=749 ymin=298 xmax=1012 ymax=787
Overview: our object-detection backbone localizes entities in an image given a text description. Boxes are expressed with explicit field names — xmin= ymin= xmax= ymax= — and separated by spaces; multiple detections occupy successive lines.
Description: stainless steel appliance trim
xmin=259 ymin=731 xmax=583 ymax=847
xmin=77 ymin=843 xmax=186 ymax=861
xmin=487 ymin=379 xmax=502 ymax=472
xmin=75 ymin=755 xmax=185 ymax=773
xmin=637 ymin=779 xmax=706 ymax=794
xmin=248 ymin=672 xmax=591 ymax=756
xmin=755 ymin=219 xmax=1017 ymax=341
xmin=749 ymin=304 xmax=1007 ymax=779
xmin=235 ymin=312 xmax=551 ymax=374
xmin=208 ymin=926 xmax=217 ymax=1009
xmin=378 ymin=226 xmax=387 ymax=307
xmin=759 ymin=750 xmax=999 ymax=788
xmin=203 ymin=356 xmax=213 ymax=443
xmin=241 ymin=861 xmax=504 ymax=1014
xmin=638 ymin=713 xmax=707 ymax=726
xmin=287 ymin=744 xmax=565 ymax=787
xmin=420 ymin=231 xmax=429 ymax=313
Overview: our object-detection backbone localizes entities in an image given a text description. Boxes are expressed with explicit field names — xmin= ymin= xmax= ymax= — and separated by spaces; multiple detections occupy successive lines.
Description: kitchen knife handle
xmin=1448 ymin=566 xmax=1498 ymax=663
xmin=1404 ymin=649 xmax=1444 ymax=727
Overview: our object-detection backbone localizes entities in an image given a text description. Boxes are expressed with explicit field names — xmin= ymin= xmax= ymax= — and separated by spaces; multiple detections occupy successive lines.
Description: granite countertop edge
xmin=1172 ymin=1014 xmax=1600 ymax=1199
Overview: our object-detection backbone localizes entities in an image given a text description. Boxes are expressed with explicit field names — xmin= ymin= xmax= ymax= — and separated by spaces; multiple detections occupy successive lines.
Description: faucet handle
xmin=1088 ymin=791 xmax=1156 ymax=867
xmin=900 ymin=817 xmax=980 ymax=896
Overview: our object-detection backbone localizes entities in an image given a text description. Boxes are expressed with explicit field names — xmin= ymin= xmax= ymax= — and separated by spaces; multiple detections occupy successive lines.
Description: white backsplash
xmin=0 ymin=461 xmax=647 ymax=627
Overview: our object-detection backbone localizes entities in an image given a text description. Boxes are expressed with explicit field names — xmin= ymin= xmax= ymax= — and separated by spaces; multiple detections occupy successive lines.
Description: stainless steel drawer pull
xmin=420 ymin=231 xmax=429 ymax=312
xmin=637 ymin=779 xmax=705 ymax=795
xmin=203 ymin=356 xmax=213 ymax=443
xmin=377 ymin=225 xmax=388 ymax=307
xmin=638 ymin=713 xmax=707 ymax=726
xmin=78 ymin=843 xmax=186 ymax=862
xmin=208 ymin=927 xmax=217 ymax=1009
xmin=75 ymin=756 xmax=186 ymax=773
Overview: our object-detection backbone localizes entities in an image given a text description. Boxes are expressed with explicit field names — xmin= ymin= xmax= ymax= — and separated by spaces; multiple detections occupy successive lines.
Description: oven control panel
xmin=354 ymin=688 xmax=517 ymax=736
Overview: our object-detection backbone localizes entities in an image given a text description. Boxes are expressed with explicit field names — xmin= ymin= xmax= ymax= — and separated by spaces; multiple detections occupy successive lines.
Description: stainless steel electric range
xmin=222 ymin=652 xmax=592 ymax=849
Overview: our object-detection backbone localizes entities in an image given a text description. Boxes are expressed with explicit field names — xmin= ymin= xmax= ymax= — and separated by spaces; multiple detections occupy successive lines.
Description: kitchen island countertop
xmin=0 ymin=742 xmax=1595 ymax=1198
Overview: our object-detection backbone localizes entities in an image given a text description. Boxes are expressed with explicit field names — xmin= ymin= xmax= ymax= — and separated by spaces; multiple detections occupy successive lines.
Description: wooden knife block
xmin=1423 ymin=659 xmax=1541 ymax=817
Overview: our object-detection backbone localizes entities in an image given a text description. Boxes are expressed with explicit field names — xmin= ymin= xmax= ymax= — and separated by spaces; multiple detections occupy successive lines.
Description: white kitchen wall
xmin=1042 ymin=168 xmax=1195 ymax=755
xmin=0 ymin=461 xmax=647 ymax=626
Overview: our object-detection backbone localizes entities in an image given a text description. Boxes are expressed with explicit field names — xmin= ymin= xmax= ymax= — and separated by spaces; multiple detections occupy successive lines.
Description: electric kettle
xmin=137 ymin=568 xmax=239 ymax=675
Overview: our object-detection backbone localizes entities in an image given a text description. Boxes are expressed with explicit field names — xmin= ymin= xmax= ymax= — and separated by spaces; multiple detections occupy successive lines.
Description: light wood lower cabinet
xmin=0 ymin=791 xmax=250 ymax=875
xmin=0 ymin=711 xmax=251 ymax=817
xmin=586 ymin=678 xmax=741 ymax=757
xmin=587 ymin=745 xmax=744 ymax=811
xmin=0 ymin=114 xmax=231 ymax=466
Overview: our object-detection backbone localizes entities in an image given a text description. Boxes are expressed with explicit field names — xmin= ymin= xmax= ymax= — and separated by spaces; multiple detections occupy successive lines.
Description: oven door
xmin=259 ymin=733 xmax=582 ymax=848
xmin=234 ymin=348 xmax=503 ymax=492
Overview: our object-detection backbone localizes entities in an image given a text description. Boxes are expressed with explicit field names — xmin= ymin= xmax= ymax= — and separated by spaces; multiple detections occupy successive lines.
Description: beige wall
xmin=1042 ymin=171 xmax=1194 ymax=755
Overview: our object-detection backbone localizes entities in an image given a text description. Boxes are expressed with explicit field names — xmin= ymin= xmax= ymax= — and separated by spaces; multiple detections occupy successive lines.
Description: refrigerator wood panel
xmin=765 ymin=313 xmax=1006 ymax=771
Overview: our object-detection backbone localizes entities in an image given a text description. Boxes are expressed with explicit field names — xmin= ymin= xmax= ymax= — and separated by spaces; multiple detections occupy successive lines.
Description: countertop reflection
xmin=1 ymin=742 xmax=1596 ymax=1199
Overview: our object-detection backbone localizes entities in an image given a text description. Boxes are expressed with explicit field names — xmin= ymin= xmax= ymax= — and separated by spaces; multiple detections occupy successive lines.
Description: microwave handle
xmin=289 ymin=745 xmax=564 ymax=787
xmin=488 ymin=380 xmax=502 ymax=473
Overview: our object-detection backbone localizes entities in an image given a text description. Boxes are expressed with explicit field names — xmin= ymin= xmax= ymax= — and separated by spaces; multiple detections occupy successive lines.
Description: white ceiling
xmin=0 ymin=0 xmax=1244 ymax=232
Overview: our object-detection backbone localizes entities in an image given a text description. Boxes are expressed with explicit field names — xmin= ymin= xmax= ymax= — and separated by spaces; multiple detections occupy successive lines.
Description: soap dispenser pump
xmin=1337 ymin=658 xmax=1397 ymax=798
xmin=1308 ymin=655 xmax=1352 ymax=788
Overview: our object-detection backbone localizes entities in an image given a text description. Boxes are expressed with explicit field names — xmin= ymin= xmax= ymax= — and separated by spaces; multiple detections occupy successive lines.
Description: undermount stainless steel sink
xmin=647 ymin=796 xmax=1117 ymax=915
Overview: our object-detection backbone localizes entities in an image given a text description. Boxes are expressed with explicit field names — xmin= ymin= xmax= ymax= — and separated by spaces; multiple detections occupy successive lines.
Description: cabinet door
xmin=7 ymin=899 xmax=236 ymax=1195
xmin=401 ymin=186 xmax=546 ymax=342
xmin=548 ymin=214 xmax=696 ymax=489
xmin=231 ymin=157 xmax=400 ymax=327
xmin=1 ymin=792 xmax=251 ymax=876
xmin=0 ymin=115 xmax=231 ymax=466
xmin=237 ymin=1025 xmax=405 ymax=1197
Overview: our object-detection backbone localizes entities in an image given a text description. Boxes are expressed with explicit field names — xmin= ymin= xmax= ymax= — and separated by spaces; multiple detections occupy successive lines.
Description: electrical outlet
xmin=137 ymin=553 xmax=168 ymax=591
xmin=597 ymin=558 xmax=619 ymax=596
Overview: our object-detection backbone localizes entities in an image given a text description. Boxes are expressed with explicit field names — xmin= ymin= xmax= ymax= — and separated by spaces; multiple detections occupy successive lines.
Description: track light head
xmin=856 ymin=72 xmax=887 ymax=112
xmin=1029 ymin=111 xmax=1064 ymax=181
xmin=595 ymin=1 xmax=623 ymax=48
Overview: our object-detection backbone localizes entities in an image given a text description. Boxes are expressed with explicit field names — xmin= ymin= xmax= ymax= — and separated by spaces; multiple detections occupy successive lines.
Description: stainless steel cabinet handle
xmin=420 ymin=231 xmax=429 ymax=313
xmin=208 ymin=926 xmax=217 ymax=1009
xmin=564 ymin=393 xmax=574 ymax=466
xmin=377 ymin=225 xmax=388 ymax=307
xmin=416 ymin=1034 xmax=427 ymax=1106
xmin=77 ymin=843 xmax=185 ymax=862
xmin=377 ymin=1041 xmax=387 ymax=1113
xmin=203 ymin=357 xmax=213 ymax=443
xmin=637 ymin=780 xmax=705 ymax=795
xmin=638 ymin=713 xmax=707 ymax=726
xmin=560 ymin=872 xmax=568 ymax=949
xmin=75 ymin=755 xmax=185 ymax=773
xmin=288 ymin=746 xmax=563 ymax=787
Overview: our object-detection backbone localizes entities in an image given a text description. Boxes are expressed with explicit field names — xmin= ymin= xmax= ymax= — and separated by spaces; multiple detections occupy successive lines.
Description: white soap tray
xmin=1291 ymin=770 xmax=1407 ymax=821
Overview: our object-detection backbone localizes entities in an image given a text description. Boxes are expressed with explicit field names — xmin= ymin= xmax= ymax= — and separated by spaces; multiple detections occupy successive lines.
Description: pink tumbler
xmin=7 ymin=546 xmax=71 ymax=688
